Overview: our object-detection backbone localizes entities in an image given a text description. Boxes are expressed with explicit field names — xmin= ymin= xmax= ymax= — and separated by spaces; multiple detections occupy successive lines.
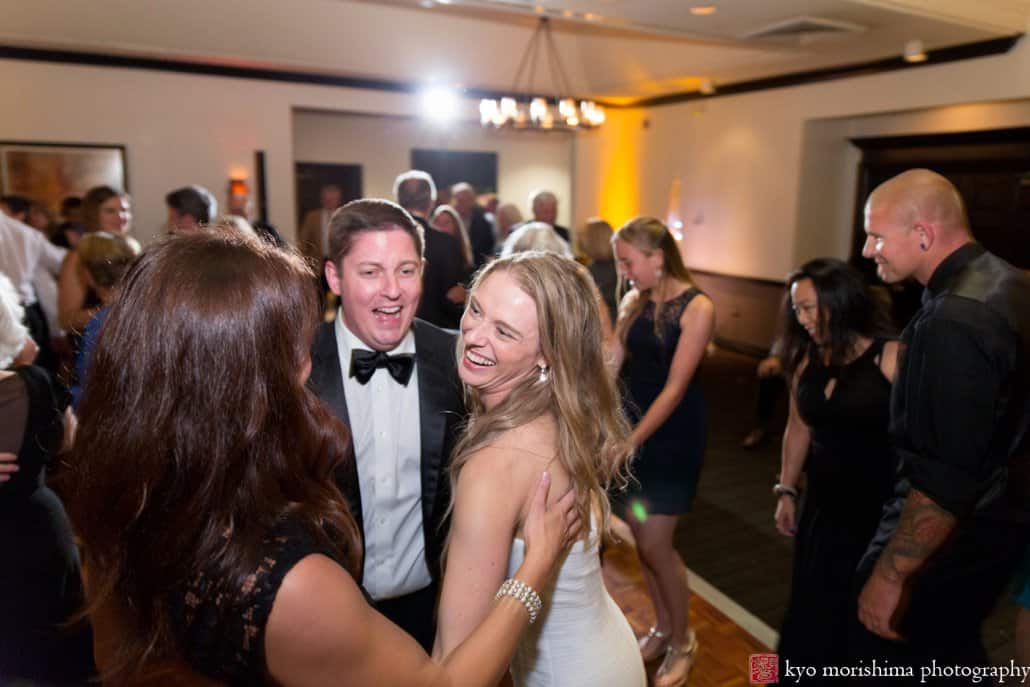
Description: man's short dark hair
xmin=165 ymin=185 xmax=218 ymax=224
xmin=328 ymin=199 xmax=425 ymax=265
xmin=1 ymin=195 xmax=31 ymax=219
xmin=393 ymin=170 xmax=437 ymax=213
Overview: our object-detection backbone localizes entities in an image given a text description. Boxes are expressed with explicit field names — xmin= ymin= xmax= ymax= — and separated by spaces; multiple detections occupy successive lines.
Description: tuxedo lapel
xmin=308 ymin=322 xmax=363 ymax=537
xmin=414 ymin=320 xmax=451 ymax=533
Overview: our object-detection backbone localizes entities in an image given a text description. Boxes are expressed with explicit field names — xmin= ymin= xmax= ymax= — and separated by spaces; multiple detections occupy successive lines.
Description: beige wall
xmin=0 ymin=56 xmax=573 ymax=247
xmin=575 ymin=38 xmax=1030 ymax=282
xmin=0 ymin=58 xmax=430 ymax=245
xmin=292 ymin=111 xmax=573 ymax=225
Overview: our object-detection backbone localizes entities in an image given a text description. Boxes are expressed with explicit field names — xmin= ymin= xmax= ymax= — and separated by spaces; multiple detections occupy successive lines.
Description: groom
xmin=308 ymin=198 xmax=464 ymax=650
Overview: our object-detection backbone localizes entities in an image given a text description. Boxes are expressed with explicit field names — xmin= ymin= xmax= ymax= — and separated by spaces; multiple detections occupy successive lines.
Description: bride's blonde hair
xmin=448 ymin=252 xmax=633 ymax=540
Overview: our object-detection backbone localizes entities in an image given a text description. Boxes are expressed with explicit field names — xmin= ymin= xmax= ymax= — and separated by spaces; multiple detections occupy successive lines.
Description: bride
xmin=434 ymin=252 xmax=646 ymax=686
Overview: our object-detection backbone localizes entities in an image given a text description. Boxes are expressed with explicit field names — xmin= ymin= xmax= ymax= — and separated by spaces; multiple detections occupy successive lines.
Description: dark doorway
xmin=294 ymin=162 xmax=362 ymax=226
xmin=410 ymin=149 xmax=498 ymax=196
xmin=850 ymin=128 xmax=1030 ymax=274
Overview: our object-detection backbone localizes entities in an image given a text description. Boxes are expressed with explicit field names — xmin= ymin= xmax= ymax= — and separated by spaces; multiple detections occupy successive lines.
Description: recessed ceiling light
xmin=690 ymin=6 xmax=717 ymax=16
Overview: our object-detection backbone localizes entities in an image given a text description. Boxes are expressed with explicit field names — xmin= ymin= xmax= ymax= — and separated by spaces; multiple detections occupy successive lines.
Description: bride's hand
xmin=518 ymin=472 xmax=580 ymax=589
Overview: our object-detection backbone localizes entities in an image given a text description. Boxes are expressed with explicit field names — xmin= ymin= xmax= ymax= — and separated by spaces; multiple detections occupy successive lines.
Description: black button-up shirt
xmin=875 ymin=243 xmax=1030 ymax=543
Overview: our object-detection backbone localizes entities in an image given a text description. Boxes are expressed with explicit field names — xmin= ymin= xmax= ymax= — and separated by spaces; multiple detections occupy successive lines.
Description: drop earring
xmin=538 ymin=365 xmax=550 ymax=384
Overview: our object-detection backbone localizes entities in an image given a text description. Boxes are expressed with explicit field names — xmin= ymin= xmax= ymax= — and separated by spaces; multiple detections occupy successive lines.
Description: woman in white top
xmin=435 ymin=251 xmax=646 ymax=686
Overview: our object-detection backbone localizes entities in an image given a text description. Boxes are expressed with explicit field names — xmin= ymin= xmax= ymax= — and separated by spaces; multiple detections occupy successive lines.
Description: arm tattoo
xmin=874 ymin=489 xmax=957 ymax=583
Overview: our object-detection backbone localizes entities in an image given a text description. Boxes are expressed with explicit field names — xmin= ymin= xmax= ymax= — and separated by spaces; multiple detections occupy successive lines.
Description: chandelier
xmin=480 ymin=17 xmax=605 ymax=131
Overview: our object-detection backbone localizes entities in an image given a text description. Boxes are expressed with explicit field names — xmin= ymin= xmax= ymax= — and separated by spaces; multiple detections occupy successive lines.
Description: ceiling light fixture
xmin=479 ymin=17 xmax=605 ymax=131
xmin=421 ymin=86 xmax=460 ymax=124
xmin=904 ymin=39 xmax=927 ymax=63
xmin=690 ymin=5 xmax=717 ymax=16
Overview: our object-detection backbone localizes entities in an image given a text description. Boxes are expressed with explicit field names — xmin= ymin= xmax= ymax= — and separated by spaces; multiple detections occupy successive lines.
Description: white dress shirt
xmin=0 ymin=210 xmax=66 ymax=305
xmin=335 ymin=314 xmax=431 ymax=600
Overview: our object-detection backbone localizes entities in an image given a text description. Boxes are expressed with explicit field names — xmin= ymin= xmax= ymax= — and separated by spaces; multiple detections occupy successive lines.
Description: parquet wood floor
xmin=603 ymin=529 xmax=772 ymax=687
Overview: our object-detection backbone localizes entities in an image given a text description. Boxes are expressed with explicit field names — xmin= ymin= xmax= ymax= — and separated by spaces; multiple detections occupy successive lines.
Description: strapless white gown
xmin=507 ymin=524 xmax=646 ymax=687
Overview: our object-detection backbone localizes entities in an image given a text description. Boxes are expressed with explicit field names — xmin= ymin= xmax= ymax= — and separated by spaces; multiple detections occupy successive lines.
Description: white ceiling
xmin=0 ymin=0 xmax=1027 ymax=102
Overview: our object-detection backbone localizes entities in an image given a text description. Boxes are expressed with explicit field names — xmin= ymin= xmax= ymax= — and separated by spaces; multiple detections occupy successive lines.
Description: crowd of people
xmin=1 ymin=166 xmax=1028 ymax=687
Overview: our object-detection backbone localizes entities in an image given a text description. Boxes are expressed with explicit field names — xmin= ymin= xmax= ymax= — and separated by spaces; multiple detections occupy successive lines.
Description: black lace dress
xmin=167 ymin=521 xmax=346 ymax=686
xmin=777 ymin=339 xmax=897 ymax=679
xmin=615 ymin=288 xmax=707 ymax=515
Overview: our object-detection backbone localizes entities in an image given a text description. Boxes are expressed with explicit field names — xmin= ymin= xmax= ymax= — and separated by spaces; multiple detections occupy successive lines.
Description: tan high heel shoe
xmin=638 ymin=626 xmax=669 ymax=663
xmin=654 ymin=629 xmax=698 ymax=687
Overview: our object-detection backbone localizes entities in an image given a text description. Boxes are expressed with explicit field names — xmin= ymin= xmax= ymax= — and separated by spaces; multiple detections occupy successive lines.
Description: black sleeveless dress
xmin=777 ymin=339 xmax=897 ymax=678
xmin=615 ymin=288 xmax=707 ymax=515
xmin=167 ymin=521 xmax=348 ymax=685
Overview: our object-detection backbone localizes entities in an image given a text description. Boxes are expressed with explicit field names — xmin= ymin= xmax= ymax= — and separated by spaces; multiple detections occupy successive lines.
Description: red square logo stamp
xmin=749 ymin=653 xmax=779 ymax=684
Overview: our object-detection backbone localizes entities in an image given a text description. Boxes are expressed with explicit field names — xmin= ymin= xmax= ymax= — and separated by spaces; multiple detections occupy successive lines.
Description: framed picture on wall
xmin=0 ymin=141 xmax=128 ymax=217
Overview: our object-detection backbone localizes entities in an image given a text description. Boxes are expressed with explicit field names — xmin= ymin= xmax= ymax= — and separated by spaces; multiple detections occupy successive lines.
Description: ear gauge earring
xmin=920 ymin=243 xmax=928 ymax=251
xmin=538 ymin=365 xmax=550 ymax=384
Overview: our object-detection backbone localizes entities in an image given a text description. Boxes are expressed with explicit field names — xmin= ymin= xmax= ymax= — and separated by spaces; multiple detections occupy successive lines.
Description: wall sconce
xmin=904 ymin=39 xmax=927 ymax=63
xmin=229 ymin=177 xmax=249 ymax=196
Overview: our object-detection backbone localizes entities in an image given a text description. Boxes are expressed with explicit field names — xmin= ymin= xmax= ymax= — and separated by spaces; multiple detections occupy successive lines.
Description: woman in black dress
xmin=0 ymin=273 xmax=95 ymax=684
xmin=774 ymin=258 xmax=897 ymax=680
xmin=62 ymin=230 xmax=580 ymax=686
xmin=611 ymin=217 xmax=715 ymax=687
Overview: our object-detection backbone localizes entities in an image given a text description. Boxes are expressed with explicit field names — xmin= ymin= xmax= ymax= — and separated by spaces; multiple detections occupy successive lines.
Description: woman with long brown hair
xmin=62 ymin=231 xmax=579 ymax=686
xmin=435 ymin=252 xmax=644 ymax=686
xmin=610 ymin=217 xmax=715 ymax=687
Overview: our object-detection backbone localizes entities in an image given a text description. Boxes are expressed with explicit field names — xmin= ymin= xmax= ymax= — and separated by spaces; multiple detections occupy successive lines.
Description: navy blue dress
xmin=615 ymin=288 xmax=706 ymax=515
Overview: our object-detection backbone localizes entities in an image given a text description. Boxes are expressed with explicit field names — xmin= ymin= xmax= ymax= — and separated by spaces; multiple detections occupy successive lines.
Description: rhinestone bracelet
xmin=495 ymin=577 xmax=543 ymax=625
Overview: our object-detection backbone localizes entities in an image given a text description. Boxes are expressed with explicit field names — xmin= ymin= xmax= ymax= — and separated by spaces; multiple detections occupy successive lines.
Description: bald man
xmin=853 ymin=169 xmax=1030 ymax=679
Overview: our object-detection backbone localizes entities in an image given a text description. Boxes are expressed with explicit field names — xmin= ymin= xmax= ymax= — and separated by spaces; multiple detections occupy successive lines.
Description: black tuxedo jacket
xmin=308 ymin=318 xmax=464 ymax=585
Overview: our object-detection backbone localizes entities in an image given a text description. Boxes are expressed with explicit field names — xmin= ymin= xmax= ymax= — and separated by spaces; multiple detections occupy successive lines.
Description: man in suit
xmin=166 ymin=185 xmax=218 ymax=235
xmin=394 ymin=170 xmax=468 ymax=330
xmin=450 ymin=182 xmax=495 ymax=270
xmin=298 ymin=184 xmax=343 ymax=266
xmin=528 ymin=189 xmax=571 ymax=243
xmin=307 ymin=198 xmax=464 ymax=651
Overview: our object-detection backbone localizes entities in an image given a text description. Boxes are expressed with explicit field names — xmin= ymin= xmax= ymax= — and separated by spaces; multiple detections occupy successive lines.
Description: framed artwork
xmin=0 ymin=141 xmax=128 ymax=216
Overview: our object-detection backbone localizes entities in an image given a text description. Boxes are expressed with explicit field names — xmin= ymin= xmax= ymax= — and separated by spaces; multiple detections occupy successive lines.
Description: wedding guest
xmin=57 ymin=186 xmax=135 ymax=334
xmin=855 ymin=169 xmax=1030 ymax=680
xmin=773 ymin=258 xmax=897 ymax=681
xmin=610 ymin=217 xmax=715 ymax=687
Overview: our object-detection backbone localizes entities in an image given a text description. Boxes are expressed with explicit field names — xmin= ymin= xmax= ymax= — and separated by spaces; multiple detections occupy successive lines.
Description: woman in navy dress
xmin=773 ymin=258 xmax=897 ymax=682
xmin=611 ymin=217 xmax=715 ymax=687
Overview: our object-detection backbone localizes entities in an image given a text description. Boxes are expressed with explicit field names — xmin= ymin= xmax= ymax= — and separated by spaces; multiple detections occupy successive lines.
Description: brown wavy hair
xmin=449 ymin=252 xmax=633 ymax=542
xmin=62 ymin=230 xmax=360 ymax=682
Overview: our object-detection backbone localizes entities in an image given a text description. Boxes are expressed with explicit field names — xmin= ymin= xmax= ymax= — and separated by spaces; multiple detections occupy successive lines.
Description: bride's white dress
xmin=507 ymin=522 xmax=646 ymax=687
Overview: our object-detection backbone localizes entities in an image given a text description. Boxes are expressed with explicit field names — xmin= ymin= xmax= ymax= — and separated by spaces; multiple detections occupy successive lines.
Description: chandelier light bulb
xmin=530 ymin=97 xmax=547 ymax=123
xmin=500 ymin=97 xmax=518 ymax=120
xmin=480 ymin=99 xmax=499 ymax=126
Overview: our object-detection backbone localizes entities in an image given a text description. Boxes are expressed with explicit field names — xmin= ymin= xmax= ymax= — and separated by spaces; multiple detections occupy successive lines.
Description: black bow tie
xmin=349 ymin=349 xmax=415 ymax=386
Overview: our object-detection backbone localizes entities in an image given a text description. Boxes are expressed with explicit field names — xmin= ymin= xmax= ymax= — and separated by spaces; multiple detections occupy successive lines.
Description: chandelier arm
xmin=511 ymin=18 xmax=546 ymax=96
xmin=543 ymin=19 xmax=576 ymax=102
